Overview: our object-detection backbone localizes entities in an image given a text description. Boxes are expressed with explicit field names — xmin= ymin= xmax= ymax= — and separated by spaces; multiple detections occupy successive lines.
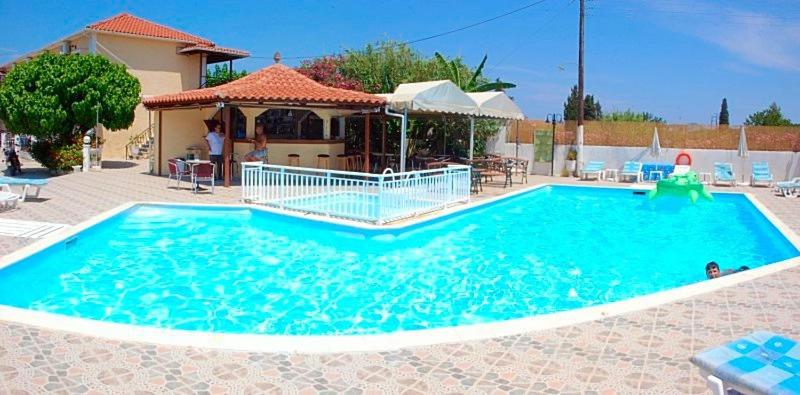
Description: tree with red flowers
xmin=297 ymin=56 xmax=363 ymax=91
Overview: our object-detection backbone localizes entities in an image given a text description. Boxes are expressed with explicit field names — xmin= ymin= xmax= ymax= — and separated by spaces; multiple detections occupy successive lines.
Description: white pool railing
xmin=241 ymin=162 xmax=471 ymax=224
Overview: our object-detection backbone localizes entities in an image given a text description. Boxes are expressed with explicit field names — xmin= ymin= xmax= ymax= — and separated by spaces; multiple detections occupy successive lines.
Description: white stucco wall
xmin=488 ymin=141 xmax=800 ymax=181
xmin=97 ymin=33 xmax=203 ymax=159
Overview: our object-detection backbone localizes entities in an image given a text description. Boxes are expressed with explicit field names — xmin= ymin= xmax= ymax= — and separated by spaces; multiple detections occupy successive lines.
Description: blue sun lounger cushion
xmin=0 ymin=176 xmax=48 ymax=201
xmin=0 ymin=176 xmax=48 ymax=186
xmin=690 ymin=331 xmax=800 ymax=395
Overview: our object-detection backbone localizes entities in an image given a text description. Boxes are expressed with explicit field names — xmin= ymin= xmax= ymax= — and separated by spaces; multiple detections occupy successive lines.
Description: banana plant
xmin=434 ymin=52 xmax=516 ymax=92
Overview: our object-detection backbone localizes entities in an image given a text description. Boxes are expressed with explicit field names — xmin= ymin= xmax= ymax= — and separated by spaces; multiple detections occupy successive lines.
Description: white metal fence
xmin=241 ymin=163 xmax=471 ymax=224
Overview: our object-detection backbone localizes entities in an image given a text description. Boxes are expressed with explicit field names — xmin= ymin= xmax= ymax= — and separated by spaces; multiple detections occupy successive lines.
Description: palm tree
xmin=434 ymin=52 xmax=516 ymax=92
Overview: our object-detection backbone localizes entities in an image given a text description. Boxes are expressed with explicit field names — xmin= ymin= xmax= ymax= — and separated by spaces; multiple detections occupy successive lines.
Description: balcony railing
xmin=241 ymin=163 xmax=471 ymax=224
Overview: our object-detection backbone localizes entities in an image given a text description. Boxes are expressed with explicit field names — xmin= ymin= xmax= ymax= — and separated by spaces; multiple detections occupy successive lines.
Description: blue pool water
xmin=281 ymin=191 xmax=435 ymax=221
xmin=0 ymin=186 xmax=796 ymax=335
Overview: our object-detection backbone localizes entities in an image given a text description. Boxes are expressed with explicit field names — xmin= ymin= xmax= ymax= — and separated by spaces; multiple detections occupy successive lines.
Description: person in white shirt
xmin=205 ymin=123 xmax=225 ymax=180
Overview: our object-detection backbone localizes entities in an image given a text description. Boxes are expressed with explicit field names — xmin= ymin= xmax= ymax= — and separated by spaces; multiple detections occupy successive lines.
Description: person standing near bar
xmin=205 ymin=123 xmax=225 ymax=180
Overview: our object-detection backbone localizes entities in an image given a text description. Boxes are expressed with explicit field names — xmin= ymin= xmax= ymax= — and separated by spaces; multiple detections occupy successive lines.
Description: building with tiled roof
xmin=145 ymin=60 xmax=386 ymax=185
xmin=1 ymin=13 xmax=249 ymax=159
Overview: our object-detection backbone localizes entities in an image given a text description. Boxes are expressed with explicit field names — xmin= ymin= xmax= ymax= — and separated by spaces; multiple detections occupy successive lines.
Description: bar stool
xmin=316 ymin=154 xmax=330 ymax=169
xmin=287 ymin=154 xmax=300 ymax=167
xmin=352 ymin=154 xmax=363 ymax=172
xmin=336 ymin=154 xmax=349 ymax=171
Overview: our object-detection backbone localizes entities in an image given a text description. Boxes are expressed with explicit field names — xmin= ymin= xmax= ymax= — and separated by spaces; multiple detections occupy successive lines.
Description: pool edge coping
xmin=0 ymin=184 xmax=798 ymax=353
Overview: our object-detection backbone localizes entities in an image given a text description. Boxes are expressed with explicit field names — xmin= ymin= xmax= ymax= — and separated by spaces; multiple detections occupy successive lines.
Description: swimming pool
xmin=0 ymin=185 xmax=797 ymax=337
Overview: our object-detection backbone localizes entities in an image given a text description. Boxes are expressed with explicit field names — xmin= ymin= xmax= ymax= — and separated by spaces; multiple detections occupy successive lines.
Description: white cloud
xmin=642 ymin=0 xmax=800 ymax=71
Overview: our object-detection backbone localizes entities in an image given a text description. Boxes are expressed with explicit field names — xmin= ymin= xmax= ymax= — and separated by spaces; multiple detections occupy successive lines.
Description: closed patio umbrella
xmin=738 ymin=126 xmax=748 ymax=184
xmin=650 ymin=127 xmax=661 ymax=157
xmin=737 ymin=126 xmax=748 ymax=158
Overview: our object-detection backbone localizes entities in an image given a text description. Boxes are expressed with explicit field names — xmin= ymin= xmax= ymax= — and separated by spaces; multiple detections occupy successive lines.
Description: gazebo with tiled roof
xmin=143 ymin=63 xmax=384 ymax=109
xmin=143 ymin=62 xmax=386 ymax=187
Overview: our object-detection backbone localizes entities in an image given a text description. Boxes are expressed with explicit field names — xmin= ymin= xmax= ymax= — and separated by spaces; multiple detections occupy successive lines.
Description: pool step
xmin=0 ymin=218 xmax=69 ymax=239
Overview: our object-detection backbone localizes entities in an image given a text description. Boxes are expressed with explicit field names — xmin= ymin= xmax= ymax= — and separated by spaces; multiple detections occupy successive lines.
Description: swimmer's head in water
xmin=705 ymin=261 xmax=721 ymax=279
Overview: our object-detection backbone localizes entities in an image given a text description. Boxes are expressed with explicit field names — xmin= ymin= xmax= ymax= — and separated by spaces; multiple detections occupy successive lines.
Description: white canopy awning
xmin=467 ymin=92 xmax=525 ymax=120
xmin=384 ymin=80 xmax=478 ymax=115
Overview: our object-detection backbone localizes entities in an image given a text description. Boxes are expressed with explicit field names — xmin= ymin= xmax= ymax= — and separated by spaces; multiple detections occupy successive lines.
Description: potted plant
xmin=565 ymin=148 xmax=577 ymax=175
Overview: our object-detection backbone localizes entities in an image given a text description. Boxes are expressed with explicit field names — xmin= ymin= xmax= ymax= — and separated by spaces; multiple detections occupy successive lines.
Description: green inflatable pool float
xmin=647 ymin=171 xmax=713 ymax=203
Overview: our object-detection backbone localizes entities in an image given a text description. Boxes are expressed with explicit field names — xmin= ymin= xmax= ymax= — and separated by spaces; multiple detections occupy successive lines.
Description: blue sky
xmin=1 ymin=0 xmax=798 ymax=124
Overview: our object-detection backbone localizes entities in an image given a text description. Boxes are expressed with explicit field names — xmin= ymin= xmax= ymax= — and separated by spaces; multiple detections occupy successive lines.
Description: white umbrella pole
xmin=469 ymin=117 xmax=475 ymax=161
xmin=738 ymin=126 xmax=748 ymax=185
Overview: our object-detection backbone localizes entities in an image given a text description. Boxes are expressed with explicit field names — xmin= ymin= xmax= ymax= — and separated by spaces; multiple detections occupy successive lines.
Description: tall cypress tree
xmin=564 ymin=85 xmax=602 ymax=121
xmin=719 ymin=98 xmax=730 ymax=125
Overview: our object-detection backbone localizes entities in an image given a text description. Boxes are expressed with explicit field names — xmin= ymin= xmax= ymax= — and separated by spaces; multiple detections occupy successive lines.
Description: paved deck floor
xmin=0 ymin=160 xmax=798 ymax=394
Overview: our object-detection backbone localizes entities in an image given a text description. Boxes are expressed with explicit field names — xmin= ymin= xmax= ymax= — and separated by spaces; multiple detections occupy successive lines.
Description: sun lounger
xmin=579 ymin=161 xmax=605 ymax=180
xmin=750 ymin=162 xmax=774 ymax=187
xmin=0 ymin=176 xmax=48 ymax=201
xmin=690 ymin=331 xmax=800 ymax=395
xmin=776 ymin=177 xmax=800 ymax=197
xmin=619 ymin=161 xmax=643 ymax=183
xmin=0 ymin=191 xmax=19 ymax=209
xmin=713 ymin=162 xmax=736 ymax=186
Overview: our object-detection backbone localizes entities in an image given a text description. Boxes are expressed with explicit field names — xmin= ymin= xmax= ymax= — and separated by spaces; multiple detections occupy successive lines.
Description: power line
xmin=604 ymin=8 xmax=800 ymax=21
xmin=249 ymin=0 xmax=551 ymax=61
xmin=407 ymin=0 xmax=549 ymax=44
xmin=487 ymin=0 xmax=575 ymax=73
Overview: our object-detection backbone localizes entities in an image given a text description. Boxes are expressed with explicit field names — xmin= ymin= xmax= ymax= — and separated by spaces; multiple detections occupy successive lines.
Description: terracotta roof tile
xmin=143 ymin=64 xmax=385 ymax=108
xmin=88 ymin=13 xmax=214 ymax=46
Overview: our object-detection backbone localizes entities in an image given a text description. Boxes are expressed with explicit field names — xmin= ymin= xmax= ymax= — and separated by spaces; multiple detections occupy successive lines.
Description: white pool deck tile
xmin=0 ymin=159 xmax=798 ymax=393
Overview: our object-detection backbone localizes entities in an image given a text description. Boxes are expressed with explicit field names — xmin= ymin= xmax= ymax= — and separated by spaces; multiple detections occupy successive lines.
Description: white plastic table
xmin=604 ymin=169 xmax=619 ymax=182
xmin=699 ymin=172 xmax=712 ymax=184
xmin=649 ymin=170 xmax=663 ymax=182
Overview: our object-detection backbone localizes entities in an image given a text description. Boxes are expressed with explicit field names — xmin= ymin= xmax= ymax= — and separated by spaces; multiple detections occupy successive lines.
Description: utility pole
xmin=576 ymin=0 xmax=586 ymax=175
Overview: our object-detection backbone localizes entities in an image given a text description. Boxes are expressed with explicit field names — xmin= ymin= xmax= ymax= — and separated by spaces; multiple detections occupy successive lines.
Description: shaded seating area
xmin=380 ymin=80 xmax=525 ymax=173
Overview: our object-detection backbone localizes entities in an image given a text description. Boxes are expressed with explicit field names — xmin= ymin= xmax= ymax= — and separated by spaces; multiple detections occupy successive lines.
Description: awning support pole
xmin=364 ymin=113 xmax=371 ymax=172
xmin=223 ymin=105 xmax=232 ymax=187
xmin=400 ymin=108 xmax=408 ymax=172
xmin=383 ymin=107 xmax=407 ymax=172
xmin=469 ymin=117 xmax=475 ymax=161
xmin=381 ymin=114 xmax=386 ymax=169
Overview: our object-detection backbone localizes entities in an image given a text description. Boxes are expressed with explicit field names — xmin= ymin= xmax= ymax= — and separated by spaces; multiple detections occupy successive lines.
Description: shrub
xmin=30 ymin=139 xmax=83 ymax=171
xmin=566 ymin=148 xmax=577 ymax=160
